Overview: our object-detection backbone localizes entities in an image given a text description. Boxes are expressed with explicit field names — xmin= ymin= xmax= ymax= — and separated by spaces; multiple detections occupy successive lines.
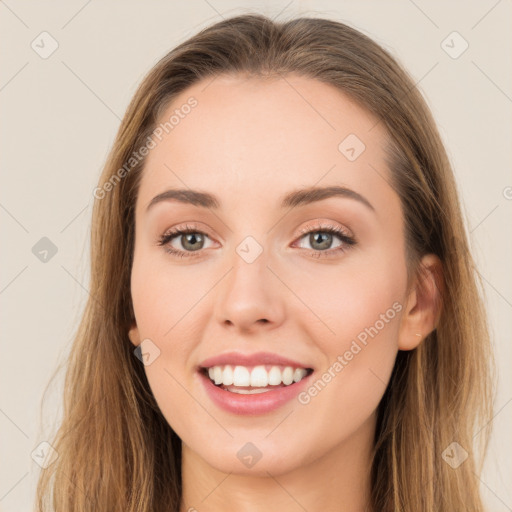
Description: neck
xmin=179 ymin=413 xmax=375 ymax=512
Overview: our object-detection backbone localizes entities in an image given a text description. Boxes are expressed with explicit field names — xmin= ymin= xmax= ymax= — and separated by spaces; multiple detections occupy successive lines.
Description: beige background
xmin=1 ymin=1 xmax=511 ymax=510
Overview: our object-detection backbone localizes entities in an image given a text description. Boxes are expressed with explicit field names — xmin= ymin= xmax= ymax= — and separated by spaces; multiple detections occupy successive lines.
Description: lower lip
xmin=198 ymin=370 xmax=314 ymax=415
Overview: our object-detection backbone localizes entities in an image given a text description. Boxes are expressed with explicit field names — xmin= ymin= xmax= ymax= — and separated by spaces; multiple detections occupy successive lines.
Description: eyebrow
xmin=145 ymin=185 xmax=375 ymax=213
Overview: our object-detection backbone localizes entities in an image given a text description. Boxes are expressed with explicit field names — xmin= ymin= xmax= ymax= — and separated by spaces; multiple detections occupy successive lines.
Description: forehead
xmin=137 ymin=74 xmax=393 ymax=213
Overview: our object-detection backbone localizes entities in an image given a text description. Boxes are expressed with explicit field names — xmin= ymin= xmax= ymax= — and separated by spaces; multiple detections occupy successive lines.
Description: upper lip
xmin=198 ymin=351 xmax=314 ymax=370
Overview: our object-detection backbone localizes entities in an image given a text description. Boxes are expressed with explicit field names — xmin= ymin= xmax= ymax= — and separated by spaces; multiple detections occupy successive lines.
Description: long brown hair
xmin=36 ymin=13 xmax=494 ymax=511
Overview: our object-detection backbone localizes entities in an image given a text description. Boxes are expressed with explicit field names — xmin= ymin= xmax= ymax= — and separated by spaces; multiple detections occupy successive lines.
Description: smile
xmin=203 ymin=364 xmax=312 ymax=392
xmin=198 ymin=365 xmax=315 ymax=414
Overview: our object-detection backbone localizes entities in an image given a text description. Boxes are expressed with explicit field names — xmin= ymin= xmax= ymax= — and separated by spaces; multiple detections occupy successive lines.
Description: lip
xmin=198 ymin=351 xmax=314 ymax=370
xmin=198 ymin=368 xmax=314 ymax=415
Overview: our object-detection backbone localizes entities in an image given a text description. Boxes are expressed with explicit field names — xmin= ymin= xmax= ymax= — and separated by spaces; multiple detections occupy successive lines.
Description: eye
xmin=156 ymin=223 xmax=214 ymax=258
xmin=156 ymin=222 xmax=356 ymax=259
xmin=292 ymin=222 xmax=356 ymax=258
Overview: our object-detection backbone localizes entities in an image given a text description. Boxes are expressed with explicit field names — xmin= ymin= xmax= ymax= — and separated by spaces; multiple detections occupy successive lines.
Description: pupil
xmin=183 ymin=233 xmax=203 ymax=251
xmin=310 ymin=232 xmax=331 ymax=250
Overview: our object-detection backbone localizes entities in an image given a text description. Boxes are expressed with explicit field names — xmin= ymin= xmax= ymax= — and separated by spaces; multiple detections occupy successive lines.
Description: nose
xmin=214 ymin=248 xmax=286 ymax=334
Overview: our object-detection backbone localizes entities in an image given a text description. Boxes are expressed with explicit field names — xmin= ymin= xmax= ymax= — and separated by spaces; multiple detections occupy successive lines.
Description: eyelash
xmin=156 ymin=222 xmax=357 ymax=260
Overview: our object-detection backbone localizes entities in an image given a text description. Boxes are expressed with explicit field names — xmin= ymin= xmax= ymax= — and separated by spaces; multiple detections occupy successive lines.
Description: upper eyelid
xmin=162 ymin=220 xmax=352 ymax=238
xmin=161 ymin=222 xmax=353 ymax=246
xmin=296 ymin=221 xmax=352 ymax=237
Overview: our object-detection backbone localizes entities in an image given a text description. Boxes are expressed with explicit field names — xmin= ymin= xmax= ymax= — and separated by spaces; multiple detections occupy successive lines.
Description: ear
xmin=398 ymin=253 xmax=444 ymax=351
xmin=128 ymin=323 xmax=142 ymax=347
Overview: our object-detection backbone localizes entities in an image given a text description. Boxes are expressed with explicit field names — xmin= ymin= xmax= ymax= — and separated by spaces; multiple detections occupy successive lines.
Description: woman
xmin=36 ymin=13 xmax=494 ymax=512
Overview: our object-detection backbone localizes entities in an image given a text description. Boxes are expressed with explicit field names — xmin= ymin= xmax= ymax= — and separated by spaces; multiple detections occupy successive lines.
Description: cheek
xmin=290 ymin=248 xmax=405 ymax=423
xmin=130 ymin=257 xmax=201 ymax=379
xmin=291 ymin=244 xmax=406 ymax=349
xmin=130 ymin=242 xmax=210 ymax=339
xmin=129 ymin=248 xmax=213 ymax=434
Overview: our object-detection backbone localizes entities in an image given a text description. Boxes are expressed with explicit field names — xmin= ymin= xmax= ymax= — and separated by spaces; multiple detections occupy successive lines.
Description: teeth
xmin=250 ymin=366 xmax=268 ymax=387
xmin=268 ymin=366 xmax=282 ymax=385
xmin=205 ymin=364 xmax=309 ymax=387
xmin=233 ymin=366 xmax=250 ymax=386
xmin=292 ymin=368 xmax=305 ymax=383
xmin=213 ymin=366 xmax=222 ymax=385
xmin=282 ymin=366 xmax=294 ymax=385
xmin=222 ymin=365 xmax=233 ymax=385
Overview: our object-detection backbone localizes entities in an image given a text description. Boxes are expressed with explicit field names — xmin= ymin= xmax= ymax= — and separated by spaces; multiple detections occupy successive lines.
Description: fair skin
xmin=128 ymin=73 xmax=442 ymax=512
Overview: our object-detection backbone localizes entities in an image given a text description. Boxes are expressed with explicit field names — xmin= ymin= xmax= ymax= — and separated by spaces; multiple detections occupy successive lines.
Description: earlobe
xmin=128 ymin=324 xmax=141 ymax=347
xmin=398 ymin=254 xmax=444 ymax=351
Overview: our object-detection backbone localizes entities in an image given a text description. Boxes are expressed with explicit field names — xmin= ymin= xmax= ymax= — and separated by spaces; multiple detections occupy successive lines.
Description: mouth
xmin=199 ymin=364 xmax=314 ymax=394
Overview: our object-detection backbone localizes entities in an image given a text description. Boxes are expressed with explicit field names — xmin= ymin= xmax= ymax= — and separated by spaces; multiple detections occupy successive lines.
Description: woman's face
xmin=129 ymin=74 xmax=414 ymax=475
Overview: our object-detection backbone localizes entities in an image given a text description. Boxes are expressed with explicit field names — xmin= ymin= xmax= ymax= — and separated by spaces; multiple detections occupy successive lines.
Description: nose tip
xmin=215 ymin=257 xmax=285 ymax=333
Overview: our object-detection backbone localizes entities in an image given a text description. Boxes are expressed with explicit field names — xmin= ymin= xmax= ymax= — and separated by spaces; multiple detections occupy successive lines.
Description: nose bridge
xmin=214 ymin=233 xmax=285 ymax=331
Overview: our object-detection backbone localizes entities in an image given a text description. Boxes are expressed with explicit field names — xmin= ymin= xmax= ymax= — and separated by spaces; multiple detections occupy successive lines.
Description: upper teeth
xmin=207 ymin=365 xmax=309 ymax=387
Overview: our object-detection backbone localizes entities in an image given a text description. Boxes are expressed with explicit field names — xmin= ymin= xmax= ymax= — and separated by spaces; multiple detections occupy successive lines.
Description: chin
xmin=194 ymin=438 xmax=312 ymax=477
